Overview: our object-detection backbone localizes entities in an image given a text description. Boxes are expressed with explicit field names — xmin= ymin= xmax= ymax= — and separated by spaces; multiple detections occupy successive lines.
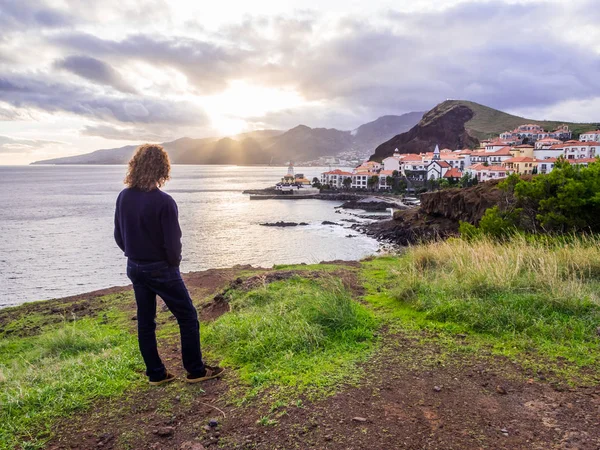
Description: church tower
xmin=433 ymin=145 xmax=440 ymax=161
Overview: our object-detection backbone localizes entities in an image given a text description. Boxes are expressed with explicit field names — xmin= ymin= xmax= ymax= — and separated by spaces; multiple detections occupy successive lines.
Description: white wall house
xmin=535 ymin=138 xmax=561 ymax=149
xmin=427 ymin=160 xmax=451 ymax=180
xmin=552 ymin=141 xmax=598 ymax=159
xmin=351 ymin=173 xmax=372 ymax=189
xmin=534 ymin=148 xmax=565 ymax=160
xmin=538 ymin=159 xmax=556 ymax=174
xmin=488 ymin=147 xmax=513 ymax=165
xmin=467 ymin=164 xmax=513 ymax=182
xmin=382 ymin=155 xmax=402 ymax=172
xmin=321 ymin=170 xmax=353 ymax=188
xmin=580 ymin=130 xmax=600 ymax=142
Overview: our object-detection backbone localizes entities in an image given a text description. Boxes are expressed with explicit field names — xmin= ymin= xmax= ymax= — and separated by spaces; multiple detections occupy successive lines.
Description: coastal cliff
xmin=361 ymin=180 xmax=505 ymax=244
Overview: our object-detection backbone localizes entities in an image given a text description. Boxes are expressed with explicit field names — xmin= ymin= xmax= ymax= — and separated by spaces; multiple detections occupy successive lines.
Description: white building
xmin=580 ymin=130 xmax=600 ymax=142
xmin=551 ymin=141 xmax=598 ymax=160
xmin=321 ymin=169 xmax=353 ymax=188
xmin=382 ymin=149 xmax=403 ymax=172
xmin=488 ymin=146 xmax=513 ymax=165
xmin=535 ymin=138 xmax=561 ymax=149
xmin=467 ymin=164 xmax=513 ymax=182
xmin=534 ymin=147 xmax=565 ymax=160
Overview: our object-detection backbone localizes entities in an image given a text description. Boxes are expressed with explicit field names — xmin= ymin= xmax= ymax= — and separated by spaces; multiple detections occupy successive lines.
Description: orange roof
xmin=458 ymin=149 xmax=473 ymax=154
xmin=469 ymin=164 xmax=509 ymax=172
xmin=514 ymin=144 xmax=534 ymax=148
xmin=493 ymin=146 xmax=513 ymax=156
xmin=504 ymin=157 xmax=537 ymax=163
xmin=550 ymin=141 xmax=599 ymax=149
xmin=379 ymin=170 xmax=395 ymax=175
xmin=323 ymin=169 xmax=353 ymax=176
xmin=443 ymin=168 xmax=463 ymax=178
xmin=469 ymin=163 xmax=486 ymax=170
xmin=539 ymin=158 xmax=557 ymax=163
xmin=430 ymin=160 xmax=451 ymax=168
xmin=400 ymin=154 xmax=422 ymax=161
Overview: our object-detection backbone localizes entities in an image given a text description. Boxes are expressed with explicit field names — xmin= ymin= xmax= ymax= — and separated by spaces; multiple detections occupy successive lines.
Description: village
xmin=319 ymin=124 xmax=600 ymax=191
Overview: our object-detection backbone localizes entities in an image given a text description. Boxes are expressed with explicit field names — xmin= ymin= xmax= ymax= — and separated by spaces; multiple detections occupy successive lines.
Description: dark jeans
xmin=126 ymin=260 xmax=205 ymax=381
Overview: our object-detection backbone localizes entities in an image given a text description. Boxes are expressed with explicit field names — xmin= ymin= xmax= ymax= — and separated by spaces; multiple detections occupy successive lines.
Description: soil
xmin=46 ymin=329 xmax=600 ymax=450
xmin=17 ymin=264 xmax=600 ymax=449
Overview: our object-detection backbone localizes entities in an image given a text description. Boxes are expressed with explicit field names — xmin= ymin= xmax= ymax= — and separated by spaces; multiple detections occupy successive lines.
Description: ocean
xmin=0 ymin=165 xmax=381 ymax=307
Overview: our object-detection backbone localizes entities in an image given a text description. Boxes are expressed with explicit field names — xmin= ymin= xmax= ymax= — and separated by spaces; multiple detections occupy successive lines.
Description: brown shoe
xmin=149 ymin=371 xmax=176 ymax=386
xmin=185 ymin=365 xmax=225 ymax=384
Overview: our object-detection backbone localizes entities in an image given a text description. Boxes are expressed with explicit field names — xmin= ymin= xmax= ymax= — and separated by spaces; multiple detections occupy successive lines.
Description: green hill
xmin=434 ymin=100 xmax=597 ymax=140
xmin=372 ymin=100 xmax=599 ymax=161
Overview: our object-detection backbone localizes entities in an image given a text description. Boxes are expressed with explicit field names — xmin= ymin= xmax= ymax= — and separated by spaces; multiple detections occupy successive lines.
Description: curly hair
xmin=124 ymin=144 xmax=171 ymax=191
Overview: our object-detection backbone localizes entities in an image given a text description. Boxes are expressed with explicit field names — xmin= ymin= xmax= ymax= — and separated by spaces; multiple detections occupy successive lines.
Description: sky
xmin=1 ymin=0 xmax=600 ymax=164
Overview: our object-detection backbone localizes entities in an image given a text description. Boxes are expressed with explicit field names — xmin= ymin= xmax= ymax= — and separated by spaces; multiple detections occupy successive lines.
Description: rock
xmin=180 ymin=442 xmax=206 ymax=450
xmin=496 ymin=385 xmax=508 ymax=395
xmin=154 ymin=426 xmax=175 ymax=437
xmin=208 ymin=419 xmax=219 ymax=428
xmin=259 ymin=221 xmax=308 ymax=227
xmin=203 ymin=425 xmax=212 ymax=432
xmin=324 ymin=434 xmax=333 ymax=441
xmin=175 ymin=395 xmax=181 ymax=402
xmin=131 ymin=315 xmax=137 ymax=321
xmin=433 ymin=385 xmax=442 ymax=392
xmin=352 ymin=417 xmax=367 ymax=422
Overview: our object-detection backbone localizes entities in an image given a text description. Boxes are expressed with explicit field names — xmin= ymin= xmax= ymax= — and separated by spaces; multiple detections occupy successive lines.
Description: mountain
xmin=352 ymin=113 xmax=424 ymax=152
xmin=371 ymin=100 xmax=597 ymax=161
xmin=32 ymin=112 xmax=423 ymax=165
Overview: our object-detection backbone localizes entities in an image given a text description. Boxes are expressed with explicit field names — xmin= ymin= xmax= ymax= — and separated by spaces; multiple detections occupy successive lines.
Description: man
xmin=114 ymin=143 xmax=223 ymax=385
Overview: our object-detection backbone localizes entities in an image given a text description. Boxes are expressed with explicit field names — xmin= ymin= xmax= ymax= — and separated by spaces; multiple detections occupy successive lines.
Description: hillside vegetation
xmin=433 ymin=100 xmax=597 ymax=140
xmin=372 ymin=99 xmax=598 ymax=160
xmin=1 ymin=239 xmax=599 ymax=449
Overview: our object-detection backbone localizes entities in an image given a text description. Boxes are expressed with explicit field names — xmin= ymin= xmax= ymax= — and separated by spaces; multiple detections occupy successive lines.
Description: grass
xmin=1 ymin=236 xmax=600 ymax=448
xmin=0 ymin=311 xmax=143 ymax=450
xmin=361 ymin=235 xmax=600 ymax=379
xmin=202 ymin=276 xmax=379 ymax=402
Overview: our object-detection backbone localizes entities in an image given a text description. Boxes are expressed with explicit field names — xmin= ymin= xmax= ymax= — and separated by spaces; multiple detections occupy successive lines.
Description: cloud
xmin=0 ymin=0 xmax=73 ymax=31
xmin=0 ymin=135 xmax=61 ymax=154
xmin=54 ymin=55 xmax=136 ymax=93
xmin=80 ymin=124 xmax=169 ymax=141
xmin=2 ymin=0 xmax=600 ymax=156
xmin=47 ymin=1 xmax=600 ymax=125
xmin=0 ymin=73 xmax=208 ymax=125
xmin=52 ymin=32 xmax=253 ymax=94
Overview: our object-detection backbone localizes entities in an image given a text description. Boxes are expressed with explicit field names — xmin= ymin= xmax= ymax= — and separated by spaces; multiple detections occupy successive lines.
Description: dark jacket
xmin=114 ymin=188 xmax=182 ymax=267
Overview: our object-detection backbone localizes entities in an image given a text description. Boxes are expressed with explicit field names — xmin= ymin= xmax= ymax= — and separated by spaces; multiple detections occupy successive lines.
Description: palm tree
xmin=342 ymin=177 xmax=352 ymax=190
xmin=367 ymin=175 xmax=379 ymax=191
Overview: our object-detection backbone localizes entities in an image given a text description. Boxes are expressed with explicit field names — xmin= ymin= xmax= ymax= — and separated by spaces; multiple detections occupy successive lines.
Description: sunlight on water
xmin=0 ymin=165 xmax=380 ymax=307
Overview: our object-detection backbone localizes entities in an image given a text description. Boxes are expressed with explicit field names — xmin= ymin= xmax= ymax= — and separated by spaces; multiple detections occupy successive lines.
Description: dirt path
xmin=44 ymin=266 xmax=600 ymax=450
